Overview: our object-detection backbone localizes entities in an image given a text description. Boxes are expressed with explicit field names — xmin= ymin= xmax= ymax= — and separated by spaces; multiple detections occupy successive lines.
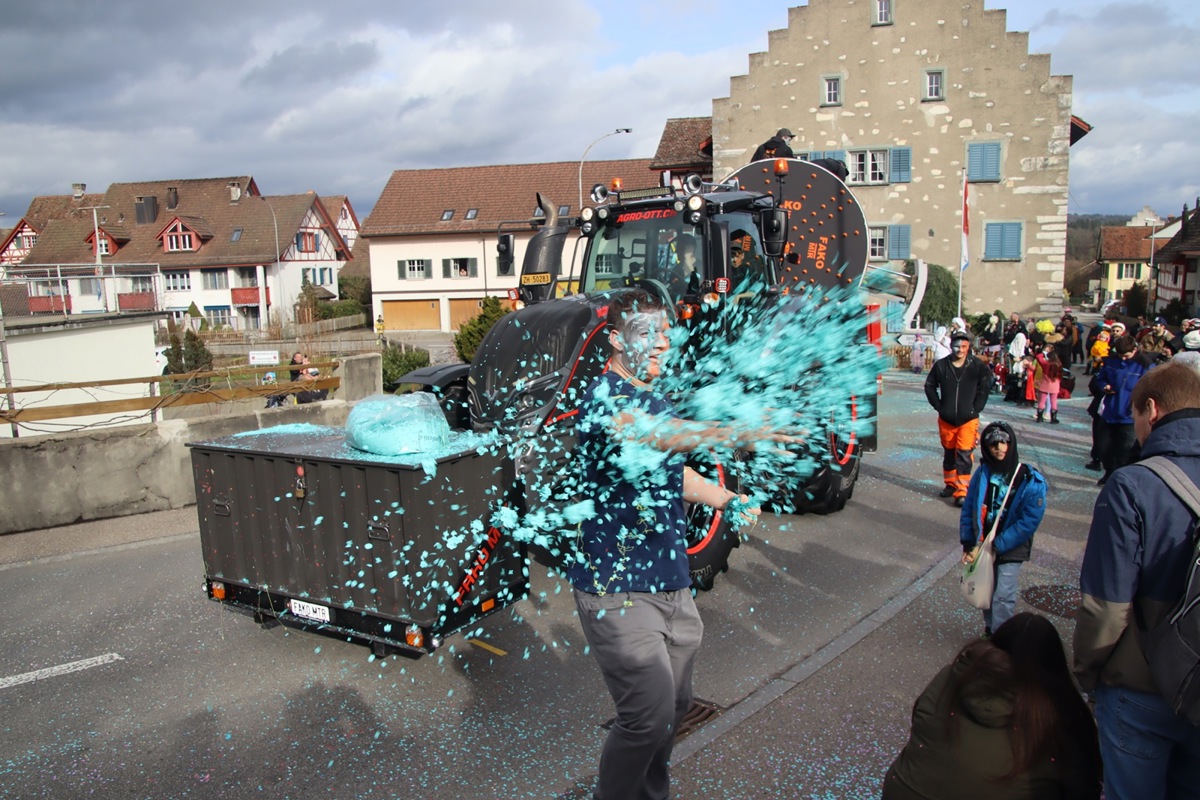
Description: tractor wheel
xmin=685 ymin=458 xmax=741 ymax=591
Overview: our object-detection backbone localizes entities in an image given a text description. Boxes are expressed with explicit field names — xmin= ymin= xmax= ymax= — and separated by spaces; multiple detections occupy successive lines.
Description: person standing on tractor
xmin=925 ymin=331 xmax=992 ymax=507
xmin=568 ymin=289 xmax=762 ymax=800
xmin=752 ymin=127 xmax=796 ymax=162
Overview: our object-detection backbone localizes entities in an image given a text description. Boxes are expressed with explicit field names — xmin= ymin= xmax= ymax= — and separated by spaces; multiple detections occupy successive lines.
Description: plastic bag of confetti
xmin=345 ymin=393 xmax=450 ymax=455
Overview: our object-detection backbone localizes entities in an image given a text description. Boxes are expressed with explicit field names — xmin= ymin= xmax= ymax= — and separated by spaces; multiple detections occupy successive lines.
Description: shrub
xmin=382 ymin=345 xmax=430 ymax=390
xmin=316 ymin=298 xmax=364 ymax=320
xmin=1123 ymin=282 xmax=1148 ymax=318
xmin=454 ymin=296 xmax=511 ymax=363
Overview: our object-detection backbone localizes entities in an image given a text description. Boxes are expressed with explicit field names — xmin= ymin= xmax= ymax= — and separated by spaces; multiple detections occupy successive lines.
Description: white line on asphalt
xmin=0 ymin=653 xmax=125 ymax=690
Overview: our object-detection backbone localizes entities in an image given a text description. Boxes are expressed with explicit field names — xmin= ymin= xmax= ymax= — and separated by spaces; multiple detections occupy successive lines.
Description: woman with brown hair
xmin=882 ymin=613 xmax=1101 ymax=799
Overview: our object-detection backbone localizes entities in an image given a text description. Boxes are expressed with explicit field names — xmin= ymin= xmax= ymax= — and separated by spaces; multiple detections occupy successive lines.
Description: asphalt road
xmin=0 ymin=370 xmax=1103 ymax=800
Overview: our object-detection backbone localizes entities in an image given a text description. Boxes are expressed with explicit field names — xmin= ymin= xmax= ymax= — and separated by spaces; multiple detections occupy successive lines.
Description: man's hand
xmin=724 ymin=494 xmax=761 ymax=529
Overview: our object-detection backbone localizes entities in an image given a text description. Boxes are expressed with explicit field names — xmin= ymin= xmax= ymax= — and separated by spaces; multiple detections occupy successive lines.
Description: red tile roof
xmin=18 ymin=177 xmax=340 ymax=271
xmin=1097 ymin=226 xmax=1162 ymax=261
xmin=361 ymin=159 xmax=657 ymax=237
xmin=650 ymin=117 xmax=714 ymax=172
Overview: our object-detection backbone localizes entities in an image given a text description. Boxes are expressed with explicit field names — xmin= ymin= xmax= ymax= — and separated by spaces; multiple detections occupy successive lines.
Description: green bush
xmin=1123 ymin=282 xmax=1148 ymax=319
xmin=382 ymin=345 xmax=430 ymax=389
xmin=316 ymin=298 xmax=365 ymax=320
xmin=454 ymin=296 xmax=511 ymax=363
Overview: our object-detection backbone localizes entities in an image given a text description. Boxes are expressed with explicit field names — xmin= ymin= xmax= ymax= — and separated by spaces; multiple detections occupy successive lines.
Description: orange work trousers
xmin=937 ymin=417 xmax=979 ymax=498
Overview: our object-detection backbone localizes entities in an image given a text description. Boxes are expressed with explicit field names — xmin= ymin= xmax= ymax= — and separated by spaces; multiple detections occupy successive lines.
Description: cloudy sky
xmin=0 ymin=0 xmax=1194 ymax=223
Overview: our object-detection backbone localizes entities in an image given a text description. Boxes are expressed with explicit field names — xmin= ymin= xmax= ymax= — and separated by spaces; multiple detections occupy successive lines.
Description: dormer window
xmin=97 ymin=235 xmax=111 ymax=256
xmin=163 ymin=220 xmax=195 ymax=252
xmin=441 ymin=210 xmax=455 ymax=221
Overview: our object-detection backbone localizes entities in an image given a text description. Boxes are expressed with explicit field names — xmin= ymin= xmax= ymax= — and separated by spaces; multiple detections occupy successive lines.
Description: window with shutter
xmin=967 ymin=142 xmax=1002 ymax=182
xmin=984 ymin=222 xmax=1022 ymax=260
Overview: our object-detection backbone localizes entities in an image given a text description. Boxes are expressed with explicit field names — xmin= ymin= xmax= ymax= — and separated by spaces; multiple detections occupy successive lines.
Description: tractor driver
xmin=730 ymin=228 xmax=765 ymax=289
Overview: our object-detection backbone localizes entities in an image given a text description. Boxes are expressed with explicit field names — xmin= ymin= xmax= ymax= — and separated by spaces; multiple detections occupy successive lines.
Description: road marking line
xmin=0 ymin=653 xmax=124 ymax=690
xmin=468 ymin=639 xmax=507 ymax=656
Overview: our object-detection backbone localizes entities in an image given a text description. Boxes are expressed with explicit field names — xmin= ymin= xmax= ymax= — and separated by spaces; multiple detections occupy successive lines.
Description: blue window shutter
xmin=984 ymin=224 xmax=1001 ymax=259
xmin=397 ymin=260 xmax=407 ymax=280
xmin=969 ymin=142 xmax=1002 ymax=181
xmin=890 ymin=147 xmax=912 ymax=183
xmin=1002 ymin=222 xmax=1022 ymax=259
xmin=294 ymin=233 xmax=302 ymax=250
xmin=984 ymin=222 xmax=1023 ymax=259
xmin=824 ymin=149 xmax=846 ymax=163
xmin=887 ymin=225 xmax=911 ymax=259
xmin=984 ymin=143 xmax=1001 ymax=181
xmin=314 ymin=232 xmax=320 ymax=251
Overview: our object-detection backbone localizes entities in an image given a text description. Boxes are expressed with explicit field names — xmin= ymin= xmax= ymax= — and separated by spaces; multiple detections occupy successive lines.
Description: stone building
xmin=711 ymin=0 xmax=1089 ymax=317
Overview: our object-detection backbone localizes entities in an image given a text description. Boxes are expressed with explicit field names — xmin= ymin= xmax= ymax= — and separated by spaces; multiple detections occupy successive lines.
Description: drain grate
xmin=599 ymin=697 xmax=724 ymax=741
xmin=1023 ymin=584 xmax=1080 ymax=619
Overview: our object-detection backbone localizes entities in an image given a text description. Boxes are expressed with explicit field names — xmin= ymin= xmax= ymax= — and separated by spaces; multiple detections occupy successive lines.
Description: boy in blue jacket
xmin=960 ymin=421 xmax=1047 ymax=634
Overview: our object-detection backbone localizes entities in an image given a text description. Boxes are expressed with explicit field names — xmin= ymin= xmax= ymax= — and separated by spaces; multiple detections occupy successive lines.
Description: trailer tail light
xmin=405 ymin=624 xmax=424 ymax=649
xmin=295 ymin=464 xmax=305 ymax=477
xmin=481 ymin=597 xmax=496 ymax=613
xmin=211 ymin=581 xmax=227 ymax=601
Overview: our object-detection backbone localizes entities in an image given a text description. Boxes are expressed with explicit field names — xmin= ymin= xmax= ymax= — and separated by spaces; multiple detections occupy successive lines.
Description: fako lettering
xmin=454 ymin=526 xmax=504 ymax=607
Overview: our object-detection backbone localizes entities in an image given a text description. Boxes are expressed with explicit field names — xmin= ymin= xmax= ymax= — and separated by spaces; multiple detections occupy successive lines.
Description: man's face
xmin=987 ymin=441 xmax=1009 ymax=461
xmin=614 ymin=310 xmax=670 ymax=381
xmin=731 ymin=247 xmax=746 ymax=268
xmin=953 ymin=340 xmax=970 ymax=358
xmin=1121 ymin=348 xmax=1137 ymax=361
xmin=1010 ymin=313 xmax=1019 ymax=324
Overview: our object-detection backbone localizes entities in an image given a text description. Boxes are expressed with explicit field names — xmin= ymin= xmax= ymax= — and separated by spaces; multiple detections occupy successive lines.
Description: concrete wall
xmin=712 ymin=0 xmax=1072 ymax=317
xmin=0 ymin=353 xmax=383 ymax=535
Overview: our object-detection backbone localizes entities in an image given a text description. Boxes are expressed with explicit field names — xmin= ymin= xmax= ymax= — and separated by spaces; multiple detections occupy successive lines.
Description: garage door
xmin=382 ymin=299 xmax=441 ymax=331
xmin=449 ymin=298 xmax=484 ymax=331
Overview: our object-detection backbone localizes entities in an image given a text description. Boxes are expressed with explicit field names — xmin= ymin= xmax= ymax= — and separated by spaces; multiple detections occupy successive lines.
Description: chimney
xmin=166 ymin=186 xmax=178 ymax=209
xmin=228 ymin=181 xmax=242 ymax=203
xmin=72 ymin=183 xmax=86 ymax=199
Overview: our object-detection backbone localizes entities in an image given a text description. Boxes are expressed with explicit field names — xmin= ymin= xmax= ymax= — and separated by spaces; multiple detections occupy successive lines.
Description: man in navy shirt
xmin=569 ymin=289 xmax=759 ymax=800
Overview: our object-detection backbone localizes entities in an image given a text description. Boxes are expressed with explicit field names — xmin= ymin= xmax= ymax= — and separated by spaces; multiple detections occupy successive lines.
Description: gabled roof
xmin=362 ymin=159 xmax=657 ymax=237
xmin=651 ymin=117 xmax=714 ymax=172
xmin=0 ymin=192 xmax=107 ymax=255
xmin=1155 ymin=206 xmax=1200 ymax=264
xmin=1097 ymin=225 xmax=1161 ymax=261
xmin=19 ymin=177 xmax=342 ymax=270
xmin=1070 ymin=115 xmax=1093 ymax=146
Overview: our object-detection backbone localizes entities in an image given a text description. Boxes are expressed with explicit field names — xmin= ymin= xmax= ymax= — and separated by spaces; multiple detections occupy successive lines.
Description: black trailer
xmin=188 ymin=424 xmax=528 ymax=656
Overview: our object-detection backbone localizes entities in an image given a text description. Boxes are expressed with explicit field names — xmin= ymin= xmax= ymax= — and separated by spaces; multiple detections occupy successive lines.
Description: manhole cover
xmin=1023 ymin=584 xmax=1080 ymax=619
xmin=600 ymin=697 xmax=723 ymax=741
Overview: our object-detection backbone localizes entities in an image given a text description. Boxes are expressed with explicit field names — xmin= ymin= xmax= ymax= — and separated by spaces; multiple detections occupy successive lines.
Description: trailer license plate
xmin=289 ymin=599 xmax=330 ymax=623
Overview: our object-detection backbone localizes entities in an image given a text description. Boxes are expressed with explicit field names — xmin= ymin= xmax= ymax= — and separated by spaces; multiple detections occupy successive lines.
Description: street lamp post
xmin=578 ymin=128 xmax=632 ymax=211
xmin=261 ymin=196 xmax=279 ymax=333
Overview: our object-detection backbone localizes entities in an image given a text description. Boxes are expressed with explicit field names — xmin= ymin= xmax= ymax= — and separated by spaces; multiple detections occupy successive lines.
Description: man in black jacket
xmin=752 ymin=128 xmax=796 ymax=162
xmin=924 ymin=331 xmax=992 ymax=506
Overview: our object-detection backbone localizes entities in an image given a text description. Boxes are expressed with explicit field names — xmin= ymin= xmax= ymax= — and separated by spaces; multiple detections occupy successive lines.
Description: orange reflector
xmin=679 ymin=304 xmax=695 ymax=320
xmin=211 ymin=581 xmax=226 ymax=600
xmin=774 ymin=158 xmax=790 ymax=176
xmin=405 ymin=624 xmax=424 ymax=648
xmin=481 ymin=597 xmax=495 ymax=613
xmin=295 ymin=464 xmax=305 ymax=477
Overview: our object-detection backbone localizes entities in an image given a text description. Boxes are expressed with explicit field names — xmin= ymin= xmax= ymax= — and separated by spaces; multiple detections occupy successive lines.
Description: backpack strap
xmin=1138 ymin=456 xmax=1200 ymax=521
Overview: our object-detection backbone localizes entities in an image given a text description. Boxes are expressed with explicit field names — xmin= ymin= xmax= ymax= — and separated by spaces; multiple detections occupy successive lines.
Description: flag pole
xmin=958 ymin=169 xmax=968 ymax=319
